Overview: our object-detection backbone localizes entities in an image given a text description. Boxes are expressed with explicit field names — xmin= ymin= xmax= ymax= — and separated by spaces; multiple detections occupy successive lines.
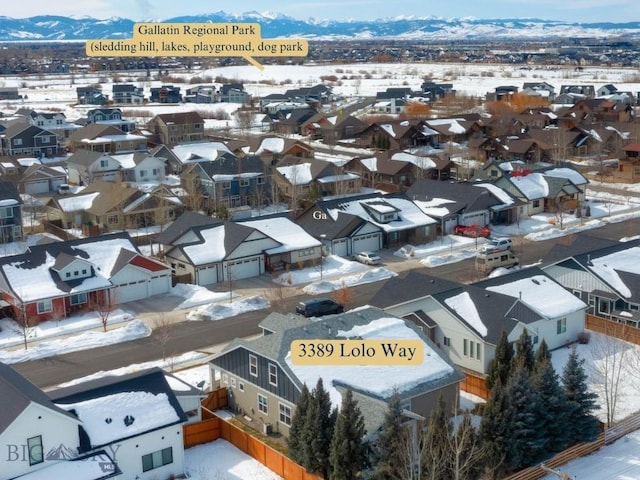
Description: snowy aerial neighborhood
xmin=2 ymin=8 xmax=640 ymax=480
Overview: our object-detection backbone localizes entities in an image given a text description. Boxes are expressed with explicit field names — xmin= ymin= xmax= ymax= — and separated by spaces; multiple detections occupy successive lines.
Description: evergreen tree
xmin=288 ymin=383 xmax=311 ymax=464
xmin=304 ymin=378 xmax=337 ymax=477
xmin=533 ymin=358 xmax=570 ymax=454
xmin=421 ymin=393 xmax=452 ymax=480
xmin=534 ymin=338 xmax=551 ymax=371
xmin=485 ymin=331 xmax=513 ymax=390
xmin=504 ymin=364 xmax=546 ymax=469
xmin=374 ymin=391 xmax=408 ymax=480
xmin=514 ymin=329 xmax=535 ymax=373
xmin=329 ymin=388 xmax=367 ymax=480
xmin=562 ymin=347 xmax=601 ymax=444
xmin=480 ymin=381 xmax=516 ymax=479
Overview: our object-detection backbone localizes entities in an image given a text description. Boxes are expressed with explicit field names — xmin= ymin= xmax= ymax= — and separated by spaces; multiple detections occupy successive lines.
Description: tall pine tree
xmin=374 ymin=391 xmax=408 ymax=480
xmin=562 ymin=347 xmax=601 ymax=444
xmin=485 ymin=331 xmax=513 ymax=390
xmin=514 ymin=329 xmax=535 ymax=373
xmin=304 ymin=378 xmax=337 ymax=478
xmin=480 ymin=380 xmax=517 ymax=479
xmin=288 ymin=383 xmax=311 ymax=464
xmin=534 ymin=338 xmax=551 ymax=371
xmin=421 ymin=393 xmax=452 ymax=480
xmin=329 ymin=388 xmax=367 ymax=480
xmin=533 ymin=358 xmax=570 ymax=454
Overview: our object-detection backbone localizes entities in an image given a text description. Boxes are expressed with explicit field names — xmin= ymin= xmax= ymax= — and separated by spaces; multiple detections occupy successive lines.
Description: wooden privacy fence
xmin=201 ymin=387 xmax=228 ymax=411
xmin=586 ymin=314 xmax=640 ymax=345
xmin=503 ymin=413 xmax=640 ymax=480
xmin=183 ymin=412 xmax=322 ymax=480
xmin=460 ymin=370 xmax=489 ymax=400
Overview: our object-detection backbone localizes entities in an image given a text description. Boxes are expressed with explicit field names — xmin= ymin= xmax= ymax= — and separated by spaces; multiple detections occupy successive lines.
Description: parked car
xmin=475 ymin=250 xmax=519 ymax=274
xmin=354 ymin=251 xmax=382 ymax=265
xmin=453 ymin=224 xmax=491 ymax=238
xmin=479 ymin=237 xmax=513 ymax=253
xmin=296 ymin=298 xmax=345 ymax=317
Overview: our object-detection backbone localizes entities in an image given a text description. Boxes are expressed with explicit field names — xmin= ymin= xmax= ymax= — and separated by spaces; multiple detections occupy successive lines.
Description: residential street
xmin=13 ymin=218 xmax=638 ymax=390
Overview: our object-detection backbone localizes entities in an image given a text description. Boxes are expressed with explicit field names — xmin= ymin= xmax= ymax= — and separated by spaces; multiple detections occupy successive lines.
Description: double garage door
xmin=113 ymin=273 xmax=171 ymax=304
xmin=352 ymin=233 xmax=382 ymax=253
xmin=225 ymin=256 xmax=263 ymax=281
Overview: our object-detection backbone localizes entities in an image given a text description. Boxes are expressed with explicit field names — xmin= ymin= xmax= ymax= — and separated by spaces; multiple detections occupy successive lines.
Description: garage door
xmin=226 ymin=256 xmax=262 ymax=280
xmin=332 ymin=239 xmax=348 ymax=257
xmin=150 ymin=273 xmax=170 ymax=296
xmin=444 ymin=217 xmax=458 ymax=234
xmin=460 ymin=211 xmax=488 ymax=227
xmin=113 ymin=280 xmax=148 ymax=304
xmin=197 ymin=265 xmax=218 ymax=285
xmin=25 ymin=179 xmax=49 ymax=195
xmin=352 ymin=233 xmax=382 ymax=253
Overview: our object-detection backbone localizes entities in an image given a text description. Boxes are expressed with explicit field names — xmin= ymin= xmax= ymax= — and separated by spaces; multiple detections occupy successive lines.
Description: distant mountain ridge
xmin=1 ymin=12 xmax=640 ymax=41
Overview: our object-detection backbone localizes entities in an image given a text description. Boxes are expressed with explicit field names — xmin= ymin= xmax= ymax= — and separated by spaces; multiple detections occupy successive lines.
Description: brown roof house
xmin=146 ymin=111 xmax=205 ymax=146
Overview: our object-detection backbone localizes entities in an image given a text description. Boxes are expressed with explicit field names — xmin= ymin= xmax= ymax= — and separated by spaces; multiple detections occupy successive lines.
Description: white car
xmin=480 ymin=238 xmax=513 ymax=253
xmin=354 ymin=251 xmax=382 ymax=265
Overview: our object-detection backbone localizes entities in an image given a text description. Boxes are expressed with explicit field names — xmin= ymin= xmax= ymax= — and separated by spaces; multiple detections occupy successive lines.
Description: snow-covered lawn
xmin=302 ymin=266 xmax=397 ymax=294
xmin=185 ymin=439 xmax=283 ymax=480
xmin=273 ymin=254 xmax=369 ymax=286
xmin=0 ymin=319 xmax=150 ymax=364
xmin=172 ymin=283 xmax=240 ymax=310
xmin=186 ymin=295 xmax=270 ymax=321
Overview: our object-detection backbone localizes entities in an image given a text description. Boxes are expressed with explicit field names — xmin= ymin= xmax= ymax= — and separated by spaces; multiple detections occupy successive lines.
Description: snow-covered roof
xmin=276 ymin=163 xmax=313 ymax=185
xmin=171 ymin=142 xmax=232 ymax=162
xmin=588 ymin=247 xmax=640 ymax=298
xmin=56 ymin=391 xmax=179 ymax=446
xmin=81 ymin=134 xmax=146 ymax=144
xmin=391 ymin=152 xmax=436 ymax=169
xmin=241 ymin=217 xmax=320 ymax=254
xmin=57 ymin=192 xmax=99 ymax=212
xmin=444 ymin=291 xmax=488 ymax=337
xmin=255 ymin=137 xmax=285 ymax=155
xmin=510 ymin=172 xmax=549 ymax=200
xmin=183 ymin=225 xmax=226 ymax=265
xmin=360 ymin=156 xmax=377 ymax=172
xmin=212 ymin=172 xmax=261 ymax=181
xmin=543 ymin=167 xmax=588 ymax=186
xmin=285 ymin=316 xmax=454 ymax=408
xmin=473 ymin=183 xmax=515 ymax=206
xmin=486 ymin=274 xmax=587 ymax=318
xmin=316 ymin=173 xmax=359 ymax=183
xmin=413 ymin=197 xmax=457 ymax=218
xmin=328 ymin=196 xmax=437 ymax=232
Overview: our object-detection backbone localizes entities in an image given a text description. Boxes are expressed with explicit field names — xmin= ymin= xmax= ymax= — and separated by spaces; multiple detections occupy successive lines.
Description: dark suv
xmin=295 ymin=298 xmax=344 ymax=317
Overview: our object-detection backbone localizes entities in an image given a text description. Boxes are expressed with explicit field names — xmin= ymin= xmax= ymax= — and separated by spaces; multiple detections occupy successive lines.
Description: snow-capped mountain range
xmin=1 ymin=12 xmax=640 ymax=41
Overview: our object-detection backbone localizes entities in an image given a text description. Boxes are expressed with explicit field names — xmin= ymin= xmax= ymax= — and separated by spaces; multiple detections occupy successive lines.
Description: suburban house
xmin=18 ymin=163 xmax=67 ymax=195
xmin=407 ymin=178 xmax=520 ymax=234
xmin=542 ymin=238 xmax=640 ymax=328
xmin=112 ymin=83 xmax=145 ymax=104
xmin=158 ymin=140 xmax=235 ymax=174
xmin=76 ymin=86 xmax=109 ymax=105
xmin=46 ymin=180 xmax=182 ymax=232
xmin=67 ymin=124 xmax=147 ymax=154
xmin=0 ymin=86 xmax=21 ymax=100
xmin=355 ymin=119 xmax=430 ymax=150
xmin=145 ymin=112 xmax=205 ymax=146
xmin=296 ymin=205 xmax=384 ymax=258
xmin=615 ymin=143 xmax=640 ymax=183
xmin=1 ymin=123 xmax=60 ymax=157
xmin=184 ymin=85 xmax=218 ymax=103
xmin=179 ymin=153 xmax=269 ymax=212
xmin=300 ymin=111 xmax=366 ymax=142
xmin=369 ymin=268 xmax=587 ymax=397
xmin=242 ymin=136 xmax=314 ymax=174
xmin=219 ymin=83 xmax=249 ymax=103
xmin=86 ymin=108 xmax=137 ymax=133
xmin=300 ymin=192 xmax=437 ymax=249
xmin=273 ymin=159 xmax=360 ymax=205
xmin=0 ymin=182 xmax=23 ymax=244
xmin=474 ymin=161 xmax=588 ymax=217
xmin=150 ymin=85 xmax=182 ymax=103
xmin=116 ymin=151 xmax=166 ymax=184
xmin=265 ymin=107 xmax=318 ymax=136
xmin=0 ymin=232 xmax=171 ymax=322
xmin=209 ymin=307 xmax=464 ymax=441
xmin=65 ymin=150 xmax=123 ymax=185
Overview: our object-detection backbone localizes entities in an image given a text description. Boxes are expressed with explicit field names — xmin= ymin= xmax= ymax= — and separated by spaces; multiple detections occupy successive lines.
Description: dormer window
xmin=382 ymin=212 xmax=398 ymax=222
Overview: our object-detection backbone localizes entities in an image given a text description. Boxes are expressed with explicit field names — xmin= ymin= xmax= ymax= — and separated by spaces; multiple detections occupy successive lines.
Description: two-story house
xmin=112 ymin=83 xmax=145 ymax=104
xmin=68 ymin=124 xmax=147 ymax=153
xmin=0 ymin=181 xmax=23 ymax=244
xmin=1 ymin=123 xmax=60 ymax=157
xmin=146 ymin=112 xmax=205 ymax=146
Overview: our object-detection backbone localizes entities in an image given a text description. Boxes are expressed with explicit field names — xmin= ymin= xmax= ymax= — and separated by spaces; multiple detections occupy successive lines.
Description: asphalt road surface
xmin=13 ymin=219 xmax=638 ymax=389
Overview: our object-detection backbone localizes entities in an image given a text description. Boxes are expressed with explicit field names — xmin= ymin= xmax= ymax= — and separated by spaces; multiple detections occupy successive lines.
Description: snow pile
xmin=302 ymin=267 xmax=397 ymax=294
xmin=273 ymin=255 xmax=368 ymax=286
xmin=186 ymin=296 xmax=269 ymax=321
xmin=171 ymin=283 xmax=238 ymax=310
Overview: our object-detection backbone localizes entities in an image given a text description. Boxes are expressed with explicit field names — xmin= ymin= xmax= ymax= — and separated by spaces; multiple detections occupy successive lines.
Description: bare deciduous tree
xmin=90 ymin=289 xmax=116 ymax=332
xmin=152 ymin=313 xmax=173 ymax=363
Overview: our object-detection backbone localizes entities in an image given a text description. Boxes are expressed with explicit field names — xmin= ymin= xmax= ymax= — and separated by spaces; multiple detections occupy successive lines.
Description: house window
xmin=443 ymin=336 xmax=451 ymax=347
xmin=13 ymin=138 xmax=22 ymax=146
xmin=27 ymin=435 xmax=43 ymax=466
xmin=258 ymin=394 xmax=268 ymax=414
xmin=240 ymin=179 xmax=250 ymax=187
xmin=463 ymin=339 xmax=468 ymax=356
xmin=279 ymin=403 xmax=292 ymax=426
xmin=142 ymin=447 xmax=173 ymax=472
xmin=70 ymin=293 xmax=87 ymax=305
xmin=533 ymin=200 xmax=540 ymax=208
xmin=222 ymin=373 xmax=228 ymax=385
xmin=107 ymin=215 xmax=119 ymax=224
xmin=557 ymin=317 xmax=567 ymax=334
xmin=257 ymin=176 xmax=265 ymax=185
xmin=139 ymin=170 xmax=147 ymax=177
xmin=82 ymin=269 xmax=87 ymax=275
xmin=37 ymin=299 xmax=52 ymax=314
xmin=239 ymin=382 xmax=244 ymax=392
xmin=222 ymin=182 xmax=231 ymax=190
xmin=268 ymin=363 xmax=277 ymax=387
xmin=65 ymin=272 xmax=71 ymax=278
xmin=470 ymin=341 xmax=475 ymax=359
xmin=230 ymin=377 xmax=236 ymax=388
xmin=476 ymin=342 xmax=481 ymax=361
xmin=0 ymin=207 xmax=13 ymax=219
xmin=100 ymin=159 xmax=109 ymax=168
xmin=249 ymin=354 xmax=258 ymax=377
xmin=41 ymin=136 xmax=50 ymax=144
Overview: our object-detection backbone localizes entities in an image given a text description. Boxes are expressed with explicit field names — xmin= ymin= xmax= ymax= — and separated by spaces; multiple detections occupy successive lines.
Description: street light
xmin=319 ymin=234 xmax=326 ymax=281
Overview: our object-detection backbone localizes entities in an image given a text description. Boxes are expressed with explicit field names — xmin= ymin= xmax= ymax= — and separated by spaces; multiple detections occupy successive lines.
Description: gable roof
xmin=155 ymin=210 xmax=221 ymax=245
xmin=49 ymin=368 xmax=187 ymax=448
xmin=0 ymin=362 xmax=79 ymax=436
xmin=369 ymin=270 xmax=460 ymax=309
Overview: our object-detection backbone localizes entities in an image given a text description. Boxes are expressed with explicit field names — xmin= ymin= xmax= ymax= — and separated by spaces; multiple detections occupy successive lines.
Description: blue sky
xmin=4 ymin=0 xmax=639 ymax=23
